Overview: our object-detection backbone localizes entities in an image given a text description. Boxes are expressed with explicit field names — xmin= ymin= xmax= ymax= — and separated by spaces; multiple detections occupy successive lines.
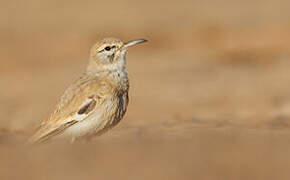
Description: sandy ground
xmin=1 ymin=0 xmax=290 ymax=179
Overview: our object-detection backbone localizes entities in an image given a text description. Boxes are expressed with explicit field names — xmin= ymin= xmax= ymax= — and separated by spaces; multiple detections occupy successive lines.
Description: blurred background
xmin=1 ymin=0 xmax=290 ymax=179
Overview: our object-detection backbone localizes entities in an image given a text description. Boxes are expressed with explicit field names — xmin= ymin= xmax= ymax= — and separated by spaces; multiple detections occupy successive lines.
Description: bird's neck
xmin=87 ymin=57 xmax=126 ymax=72
xmin=86 ymin=59 xmax=129 ymax=88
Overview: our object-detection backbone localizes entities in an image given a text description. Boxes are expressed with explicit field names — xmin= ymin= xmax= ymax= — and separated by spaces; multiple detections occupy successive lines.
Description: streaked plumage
xmin=29 ymin=37 xmax=147 ymax=143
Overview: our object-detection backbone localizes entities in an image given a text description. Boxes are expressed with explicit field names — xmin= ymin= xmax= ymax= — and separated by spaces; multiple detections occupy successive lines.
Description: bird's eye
xmin=104 ymin=46 xmax=111 ymax=51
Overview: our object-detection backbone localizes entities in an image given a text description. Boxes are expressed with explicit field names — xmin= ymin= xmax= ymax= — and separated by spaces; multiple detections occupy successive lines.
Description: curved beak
xmin=124 ymin=39 xmax=148 ymax=48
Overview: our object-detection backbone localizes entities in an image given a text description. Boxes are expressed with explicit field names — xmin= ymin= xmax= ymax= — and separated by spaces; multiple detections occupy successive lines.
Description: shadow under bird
xmin=29 ymin=37 xmax=147 ymax=144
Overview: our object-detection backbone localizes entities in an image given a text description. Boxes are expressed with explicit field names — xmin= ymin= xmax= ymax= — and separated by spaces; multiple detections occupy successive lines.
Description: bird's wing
xmin=29 ymin=76 xmax=114 ymax=144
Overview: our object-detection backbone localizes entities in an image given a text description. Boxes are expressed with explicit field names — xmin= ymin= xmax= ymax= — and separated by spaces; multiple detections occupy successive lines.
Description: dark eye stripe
xmin=98 ymin=45 xmax=118 ymax=53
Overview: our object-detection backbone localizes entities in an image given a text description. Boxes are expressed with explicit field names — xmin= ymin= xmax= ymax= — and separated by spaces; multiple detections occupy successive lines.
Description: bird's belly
xmin=61 ymin=113 xmax=102 ymax=138
xmin=60 ymin=92 xmax=128 ymax=140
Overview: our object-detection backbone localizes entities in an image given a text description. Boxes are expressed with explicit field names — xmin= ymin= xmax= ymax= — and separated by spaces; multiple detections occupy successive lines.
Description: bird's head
xmin=88 ymin=37 xmax=147 ymax=73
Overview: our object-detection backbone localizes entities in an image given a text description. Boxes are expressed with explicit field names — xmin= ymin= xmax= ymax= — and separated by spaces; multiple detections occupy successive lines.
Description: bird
xmin=29 ymin=37 xmax=147 ymax=144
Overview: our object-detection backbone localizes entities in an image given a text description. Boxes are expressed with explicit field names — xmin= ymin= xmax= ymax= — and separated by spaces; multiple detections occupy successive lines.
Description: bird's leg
xmin=70 ymin=137 xmax=76 ymax=144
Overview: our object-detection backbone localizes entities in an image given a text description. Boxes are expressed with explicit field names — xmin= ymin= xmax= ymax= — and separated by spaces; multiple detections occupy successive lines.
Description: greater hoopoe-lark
xmin=29 ymin=37 xmax=147 ymax=144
